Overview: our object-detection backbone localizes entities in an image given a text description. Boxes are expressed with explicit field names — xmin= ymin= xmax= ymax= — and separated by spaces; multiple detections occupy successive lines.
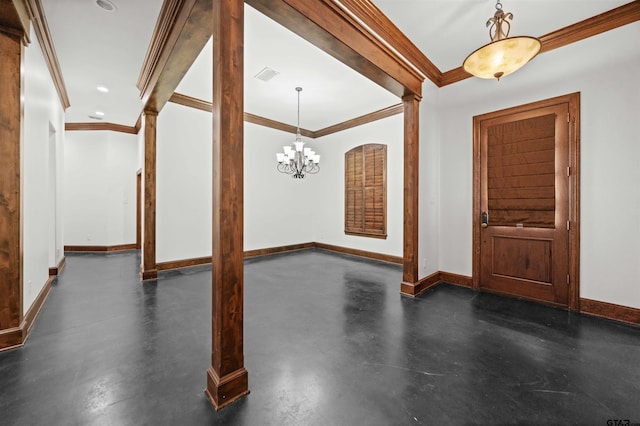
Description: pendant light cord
xmin=296 ymin=87 xmax=302 ymax=135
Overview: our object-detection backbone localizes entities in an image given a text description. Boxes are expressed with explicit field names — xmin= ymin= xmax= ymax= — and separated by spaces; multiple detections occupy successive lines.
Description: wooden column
xmin=0 ymin=30 xmax=24 ymax=350
xmin=400 ymin=94 xmax=421 ymax=296
xmin=205 ymin=0 xmax=249 ymax=410
xmin=141 ymin=110 xmax=158 ymax=281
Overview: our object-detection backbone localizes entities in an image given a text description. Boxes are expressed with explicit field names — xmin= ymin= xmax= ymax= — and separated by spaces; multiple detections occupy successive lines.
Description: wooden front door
xmin=474 ymin=95 xmax=579 ymax=308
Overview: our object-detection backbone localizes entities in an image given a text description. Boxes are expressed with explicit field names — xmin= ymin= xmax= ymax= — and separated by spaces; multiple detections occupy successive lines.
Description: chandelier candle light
xmin=276 ymin=87 xmax=320 ymax=179
xmin=463 ymin=0 xmax=541 ymax=80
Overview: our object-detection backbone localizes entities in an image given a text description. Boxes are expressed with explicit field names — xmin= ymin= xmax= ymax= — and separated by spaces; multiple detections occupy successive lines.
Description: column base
xmin=0 ymin=327 xmax=24 ymax=352
xmin=400 ymin=272 xmax=441 ymax=297
xmin=205 ymin=366 xmax=249 ymax=410
xmin=140 ymin=266 xmax=158 ymax=281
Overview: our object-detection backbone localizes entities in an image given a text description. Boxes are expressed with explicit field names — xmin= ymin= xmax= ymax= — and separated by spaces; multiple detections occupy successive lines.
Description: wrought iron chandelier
xmin=275 ymin=87 xmax=320 ymax=179
xmin=463 ymin=0 xmax=541 ymax=80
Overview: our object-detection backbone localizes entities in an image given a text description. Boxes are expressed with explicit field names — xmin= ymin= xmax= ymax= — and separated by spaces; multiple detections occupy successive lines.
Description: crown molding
xmin=65 ymin=122 xmax=138 ymax=134
xmin=25 ymin=0 xmax=70 ymax=109
xmin=313 ymin=102 xmax=403 ymax=138
xmin=538 ymin=0 xmax=640 ymax=53
xmin=440 ymin=1 xmax=640 ymax=87
xmin=169 ymin=92 xmax=402 ymax=139
xmin=169 ymin=92 xmax=315 ymax=138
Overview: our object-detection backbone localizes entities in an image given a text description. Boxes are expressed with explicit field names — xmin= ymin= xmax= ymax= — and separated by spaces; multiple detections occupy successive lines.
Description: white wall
xmin=435 ymin=27 xmax=640 ymax=308
xmin=244 ymin=121 xmax=316 ymax=251
xmin=155 ymin=103 xmax=315 ymax=262
xmin=23 ymin=26 xmax=65 ymax=312
xmin=156 ymin=103 xmax=212 ymax=262
xmin=312 ymin=114 xmax=403 ymax=257
xmin=418 ymin=84 xmax=441 ymax=278
xmin=64 ymin=131 xmax=138 ymax=246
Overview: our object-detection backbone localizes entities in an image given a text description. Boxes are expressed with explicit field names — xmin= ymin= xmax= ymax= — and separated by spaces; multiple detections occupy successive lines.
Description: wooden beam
xmin=65 ymin=122 xmax=139 ymax=134
xmin=336 ymin=0 xmax=442 ymax=86
xmin=246 ymin=0 xmax=422 ymax=98
xmin=0 ymin=28 xmax=24 ymax=350
xmin=137 ymin=0 xmax=212 ymax=113
xmin=141 ymin=111 xmax=158 ymax=281
xmin=205 ymin=0 xmax=249 ymax=410
xmin=0 ymin=0 xmax=30 ymax=44
xmin=440 ymin=1 xmax=640 ymax=87
xmin=400 ymin=94 xmax=420 ymax=295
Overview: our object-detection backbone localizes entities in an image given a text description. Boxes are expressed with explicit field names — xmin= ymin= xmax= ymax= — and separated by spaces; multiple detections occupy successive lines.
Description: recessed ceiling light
xmin=88 ymin=115 xmax=103 ymax=120
xmin=95 ymin=111 xmax=105 ymax=116
xmin=96 ymin=0 xmax=117 ymax=11
xmin=97 ymin=86 xmax=109 ymax=93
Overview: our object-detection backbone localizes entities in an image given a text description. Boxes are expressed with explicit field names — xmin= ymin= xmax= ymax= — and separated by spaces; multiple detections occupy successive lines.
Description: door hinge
xmin=567 ymin=220 xmax=570 ymax=231
xmin=567 ymin=274 xmax=570 ymax=285
xmin=567 ymin=166 xmax=571 ymax=177
xmin=567 ymin=113 xmax=570 ymax=123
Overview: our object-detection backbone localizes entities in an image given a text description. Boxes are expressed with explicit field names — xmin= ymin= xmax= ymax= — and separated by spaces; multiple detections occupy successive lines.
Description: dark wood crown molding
xmin=169 ymin=92 xmax=316 ymax=137
xmin=25 ymin=0 xmax=70 ymax=109
xmin=440 ymin=1 xmax=640 ymax=87
xmin=65 ymin=122 xmax=139 ymax=134
xmin=313 ymin=103 xmax=403 ymax=138
xmin=169 ymin=92 xmax=402 ymax=139
xmin=538 ymin=0 xmax=640 ymax=53
xmin=137 ymin=0 xmax=212 ymax=113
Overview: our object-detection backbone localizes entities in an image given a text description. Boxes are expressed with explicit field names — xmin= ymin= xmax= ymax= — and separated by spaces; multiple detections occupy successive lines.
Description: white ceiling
xmin=41 ymin=0 xmax=637 ymax=129
xmin=372 ymin=0 xmax=632 ymax=72
xmin=41 ymin=0 xmax=164 ymax=125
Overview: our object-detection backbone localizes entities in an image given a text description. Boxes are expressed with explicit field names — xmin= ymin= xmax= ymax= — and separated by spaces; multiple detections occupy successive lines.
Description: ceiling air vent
xmin=254 ymin=67 xmax=279 ymax=82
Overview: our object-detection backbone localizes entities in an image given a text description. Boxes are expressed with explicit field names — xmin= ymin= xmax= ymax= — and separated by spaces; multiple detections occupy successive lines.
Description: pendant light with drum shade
xmin=275 ymin=87 xmax=320 ymax=179
xmin=463 ymin=0 xmax=541 ymax=80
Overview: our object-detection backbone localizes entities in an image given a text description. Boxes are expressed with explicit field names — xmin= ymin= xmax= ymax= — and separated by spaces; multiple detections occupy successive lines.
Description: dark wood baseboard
xmin=151 ymin=242 xmax=402 ymax=275
xmin=439 ymin=272 xmax=473 ymax=288
xmin=0 ymin=275 xmax=55 ymax=352
xmin=580 ymin=298 xmax=640 ymax=326
xmin=401 ymin=271 xmax=441 ymax=296
xmin=314 ymin=242 xmax=403 ymax=264
xmin=22 ymin=276 xmax=55 ymax=338
xmin=157 ymin=256 xmax=212 ymax=271
xmin=49 ymin=256 xmax=66 ymax=276
xmin=65 ymin=244 xmax=138 ymax=253
xmin=245 ymin=242 xmax=315 ymax=259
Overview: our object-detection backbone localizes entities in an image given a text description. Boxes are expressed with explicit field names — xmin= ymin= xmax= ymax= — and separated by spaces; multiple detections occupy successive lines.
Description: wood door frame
xmin=472 ymin=92 xmax=581 ymax=311
xmin=136 ymin=169 xmax=141 ymax=250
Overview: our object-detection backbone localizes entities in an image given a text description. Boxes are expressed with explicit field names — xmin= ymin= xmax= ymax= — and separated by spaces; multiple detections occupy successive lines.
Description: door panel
xmin=479 ymin=103 xmax=569 ymax=306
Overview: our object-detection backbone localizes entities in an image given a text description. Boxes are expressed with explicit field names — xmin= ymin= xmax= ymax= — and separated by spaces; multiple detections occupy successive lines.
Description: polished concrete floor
xmin=1 ymin=249 xmax=639 ymax=425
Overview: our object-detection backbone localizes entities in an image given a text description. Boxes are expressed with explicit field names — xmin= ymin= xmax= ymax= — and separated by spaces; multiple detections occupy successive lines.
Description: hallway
xmin=1 ymin=250 xmax=638 ymax=425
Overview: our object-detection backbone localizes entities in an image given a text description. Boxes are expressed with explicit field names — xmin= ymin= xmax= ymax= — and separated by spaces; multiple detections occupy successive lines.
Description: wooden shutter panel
xmin=487 ymin=114 xmax=556 ymax=228
xmin=345 ymin=144 xmax=386 ymax=238
xmin=345 ymin=148 xmax=364 ymax=233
